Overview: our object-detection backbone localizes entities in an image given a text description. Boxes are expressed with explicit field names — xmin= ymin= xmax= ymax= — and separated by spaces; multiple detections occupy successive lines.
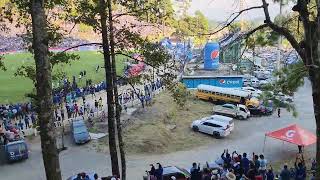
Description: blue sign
xmin=204 ymin=42 xmax=220 ymax=70
xmin=182 ymin=76 xmax=243 ymax=89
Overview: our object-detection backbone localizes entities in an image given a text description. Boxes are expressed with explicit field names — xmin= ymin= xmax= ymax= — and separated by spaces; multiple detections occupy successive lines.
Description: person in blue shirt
xmin=294 ymin=157 xmax=306 ymax=180
xmin=266 ymin=166 xmax=274 ymax=180
xmin=241 ymin=153 xmax=250 ymax=174
xmin=155 ymin=163 xmax=163 ymax=180
xmin=190 ymin=162 xmax=201 ymax=180
xmin=280 ymin=164 xmax=291 ymax=180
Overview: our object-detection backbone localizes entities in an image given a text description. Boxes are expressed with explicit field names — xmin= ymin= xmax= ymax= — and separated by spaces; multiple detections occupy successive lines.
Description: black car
xmin=144 ymin=166 xmax=191 ymax=180
xmin=248 ymin=105 xmax=273 ymax=116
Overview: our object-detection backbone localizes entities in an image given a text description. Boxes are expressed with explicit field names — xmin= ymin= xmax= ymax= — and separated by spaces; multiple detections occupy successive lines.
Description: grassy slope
xmin=124 ymin=92 xmax=214 ymax=154
xmin=0 ymin=51 xmax=125 ymax=103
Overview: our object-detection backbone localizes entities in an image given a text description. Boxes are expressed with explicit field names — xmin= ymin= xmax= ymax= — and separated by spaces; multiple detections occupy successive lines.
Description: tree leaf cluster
xmin=172 ymin=10 xmax=209 ymax=45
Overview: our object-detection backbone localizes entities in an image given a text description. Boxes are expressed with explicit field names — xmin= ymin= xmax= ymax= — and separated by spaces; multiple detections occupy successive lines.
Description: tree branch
xmin=261 ymin=0 xmax=306 ymax=61
xmin=61 ymin=43 xmax=102 ymax=53
xmin=201 ymin=5 xmax=264 ymax=36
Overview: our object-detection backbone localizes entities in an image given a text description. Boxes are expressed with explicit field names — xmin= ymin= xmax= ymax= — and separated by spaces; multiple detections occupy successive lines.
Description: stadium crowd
xmin=0 ymin=36 xmax=89 ymax=53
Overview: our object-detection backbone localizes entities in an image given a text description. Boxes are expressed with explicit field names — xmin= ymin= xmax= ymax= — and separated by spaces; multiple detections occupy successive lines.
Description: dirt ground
xmin=123 ymin=92 xmax=214 ymax=154
xmin=89 ymin=91 xmax=215 ymax=154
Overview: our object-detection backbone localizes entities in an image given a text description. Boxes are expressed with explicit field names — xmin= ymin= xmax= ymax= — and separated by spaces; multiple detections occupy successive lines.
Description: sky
xmin=188 ymin=0 xmax=293 ymax=22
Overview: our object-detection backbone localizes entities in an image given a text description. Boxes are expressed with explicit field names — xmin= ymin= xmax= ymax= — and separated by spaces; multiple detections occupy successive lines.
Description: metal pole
xmin=263 ymin=135 xmax=267 ymax=153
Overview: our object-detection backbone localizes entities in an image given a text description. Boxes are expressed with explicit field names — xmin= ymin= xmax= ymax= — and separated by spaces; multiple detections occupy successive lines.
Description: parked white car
xmin=242 ymin=87 xmax=262 ymax=96
xmin=191 ymin=117 xmax=232 ymax=138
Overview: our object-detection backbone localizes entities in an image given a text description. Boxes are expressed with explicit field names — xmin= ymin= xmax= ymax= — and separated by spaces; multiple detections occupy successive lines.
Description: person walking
xmin=277 ymin=108 xmax=281 ymax=118
xmin=94 ymin=100 xmax=99 ymax=113
xmin=24 ymin=115 xmax=30 ymax=129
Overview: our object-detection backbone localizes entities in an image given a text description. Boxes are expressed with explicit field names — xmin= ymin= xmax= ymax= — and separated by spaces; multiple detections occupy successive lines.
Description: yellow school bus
xmin=195 ymin=84 xmax=259 ymax=107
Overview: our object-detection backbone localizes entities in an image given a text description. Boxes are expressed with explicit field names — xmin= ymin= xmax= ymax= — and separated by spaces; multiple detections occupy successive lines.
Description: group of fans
xmin=146 ymin=149 xmax=317 ymax=180
xmin=0 ymin=102 xmax=36 ymax=144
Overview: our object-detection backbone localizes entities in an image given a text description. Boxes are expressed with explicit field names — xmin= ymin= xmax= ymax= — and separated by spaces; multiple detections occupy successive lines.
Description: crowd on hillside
xmin=147 ymin=149 xmax=317 ymax=180
xmin=0 ymin=35 xmax=25 ymax=53
xmin=0 ymin=36 xmax=89 ymax=53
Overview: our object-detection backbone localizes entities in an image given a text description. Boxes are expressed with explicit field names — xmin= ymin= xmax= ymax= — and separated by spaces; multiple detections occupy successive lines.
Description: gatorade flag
xmin=266 ymin=124 xmax=316 ymax=146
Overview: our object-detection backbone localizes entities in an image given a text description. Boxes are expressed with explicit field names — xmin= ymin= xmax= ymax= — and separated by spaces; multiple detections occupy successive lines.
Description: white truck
xmin=213 ymin=104 xmax=250 ymax=120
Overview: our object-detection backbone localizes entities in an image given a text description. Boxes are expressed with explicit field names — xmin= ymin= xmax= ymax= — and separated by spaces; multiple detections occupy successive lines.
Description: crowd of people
xmin=146 ymin=149 xmax=317 ymax=180
xmin=0 ymin=36 xmax=89 ymax=53
xmin=0 ymin=103 xmax=36 ymax=144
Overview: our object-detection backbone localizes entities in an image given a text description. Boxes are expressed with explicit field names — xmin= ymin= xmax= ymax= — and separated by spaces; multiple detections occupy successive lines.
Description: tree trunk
xmin=30 ymin=1 xmax=62 ymax=180
xmin=312 ymin=1 xmax=320 ymax=178
xmin=309 ymin=67 xmax=320 ymax=179
xmin=99 ymin=0 xmax=120 ymax=176
xmin=107 ymin=1 xmax=127 ymax=179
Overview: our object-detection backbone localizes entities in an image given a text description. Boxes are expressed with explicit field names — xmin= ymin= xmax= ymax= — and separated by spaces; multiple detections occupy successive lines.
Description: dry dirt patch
xmin=123 ymin=92 xmax=214 ymax=154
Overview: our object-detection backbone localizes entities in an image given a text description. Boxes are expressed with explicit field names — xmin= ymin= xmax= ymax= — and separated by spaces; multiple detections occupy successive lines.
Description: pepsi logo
xmin=219 ymin=79 xmax=225 ymax=84
xmin=211 ymin=50 xmax=219 ymax=60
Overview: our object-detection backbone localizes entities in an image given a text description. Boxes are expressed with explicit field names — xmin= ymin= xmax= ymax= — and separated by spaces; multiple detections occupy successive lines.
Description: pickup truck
xmin=213 ymin=104 xmax=250 ymax=120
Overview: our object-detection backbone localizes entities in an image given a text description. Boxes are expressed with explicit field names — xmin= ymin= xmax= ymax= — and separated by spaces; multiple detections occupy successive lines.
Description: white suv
xmin=191 ymin=119 xmax=231 ymax=138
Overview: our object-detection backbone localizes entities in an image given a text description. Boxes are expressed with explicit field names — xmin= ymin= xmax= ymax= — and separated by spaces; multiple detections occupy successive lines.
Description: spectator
xmin=241 ymin=153 xmax=250 ymax=174
xmin=221 ymin=149 xmax=232 ymax=169
xmin=311 ymin=159 xmax=316 ymax=172
xmin=266 ymin=166 xmax=274 ymax=180
xmin=202 ymin=168 xmax=212 ymax=180
xmin=245 ymin=161 xmax=256 ymax=180
xmin=94 ymin=173 xmax=100 ymax=180
xmin=221 ymin=163 xmax=229 ymax=179
xmin=149 ymin=164 xmax=156 ymax=177
xmin=258 ymin=154 xmax=267 ymax=178
xmin=226 ymin=172 xmax=236 ymax=180
xmin=280 ymin=164 xmax=291 ymax=180
xmin=253 ymin=154 xmax=260 ymax=173
xmin=155 ymin=163 xmax=163 ymax=180
xmin=190 ymin=162 xmax=201 ymax=180
xmin=294 ymin=157 xmax=306 ymax=180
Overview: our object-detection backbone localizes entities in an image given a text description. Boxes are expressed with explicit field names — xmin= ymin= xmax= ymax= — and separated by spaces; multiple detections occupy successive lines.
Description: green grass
xmin=0 ymin=51 xmax=125 ymax=103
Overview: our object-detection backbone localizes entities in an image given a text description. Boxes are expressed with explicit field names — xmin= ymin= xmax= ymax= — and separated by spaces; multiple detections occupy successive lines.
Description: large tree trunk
xmin=309 ymin=68 xmax=320 ymax=179
xmin=30 ymin=1 xmax=62 ymax=180
xmin=99 ymin=0 xmax=120 ymax=176
xmin=316 ymin=2 xmax=320 ymax=178
xmin=107 ymin=1 xmax=127 ymax=179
